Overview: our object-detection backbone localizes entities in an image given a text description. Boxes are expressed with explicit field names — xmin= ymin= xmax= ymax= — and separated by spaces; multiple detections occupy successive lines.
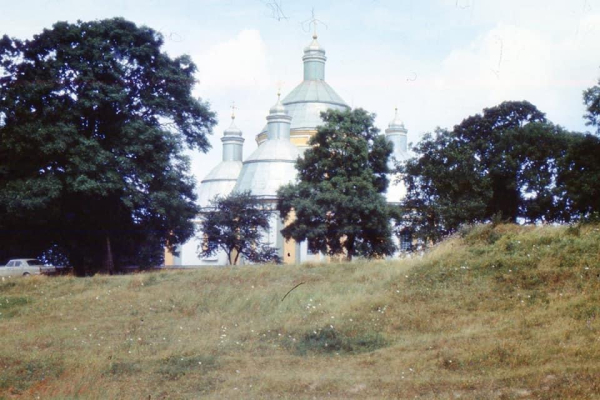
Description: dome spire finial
xmin=303 ymin=8 xmax=326 ymax=41
xmin=230 ymin=101 xmax=236 ymax=120
xmin=387 ymin=106 xmax=407 ymax=132
xmin=269 ymin=90 xmax=287 ymax=115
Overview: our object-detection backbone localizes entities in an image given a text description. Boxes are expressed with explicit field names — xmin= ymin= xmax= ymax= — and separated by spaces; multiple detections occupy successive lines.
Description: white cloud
xmin=193 ymin=29 xmax=271 ymax=90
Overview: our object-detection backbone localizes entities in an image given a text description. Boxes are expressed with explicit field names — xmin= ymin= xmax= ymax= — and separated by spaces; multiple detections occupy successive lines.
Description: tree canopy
xmin=555 ymin=131 xmax=600 ymax=221
xmin=400 ymin=100 xmax=600 ymax=243
xmin=278 ymin=108 xmax=395 ymax=261
xmin=200 ymin=191 xmax=281 ymax=265
xmin=0 ymin=18 xmax=216 ymax=273
xmin=583 ymin=76 xmax=600 ymax=135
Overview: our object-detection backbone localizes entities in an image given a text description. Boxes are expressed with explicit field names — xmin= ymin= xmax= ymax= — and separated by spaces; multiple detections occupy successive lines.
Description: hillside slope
xmin=0 ymin=224 xmax=599 ymax=399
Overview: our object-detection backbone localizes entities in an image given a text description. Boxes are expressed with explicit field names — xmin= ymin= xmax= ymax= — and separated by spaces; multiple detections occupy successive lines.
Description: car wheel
xmin=23 ymin=272 xmax=30 ymax=276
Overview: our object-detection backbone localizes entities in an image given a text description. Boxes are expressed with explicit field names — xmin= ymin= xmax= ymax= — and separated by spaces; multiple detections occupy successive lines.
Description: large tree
xmin=278 ymin=108 xmax=395 ymax=261
xmin=565 ymin=76 xmax=600 ymax=219
xmin=0 ymin=18 xmax=216 ymax=274
xmin=400 ymin=101 xmax=574 ymax=243
xmin=555 ymin=132 xmax=600 ymax=221
xmin=200 ymin=192 xmax=281 ymax=265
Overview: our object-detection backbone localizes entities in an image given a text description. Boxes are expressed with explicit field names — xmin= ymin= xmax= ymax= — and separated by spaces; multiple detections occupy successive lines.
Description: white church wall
xmin=178 ymin=222 xmax=230 ymax=266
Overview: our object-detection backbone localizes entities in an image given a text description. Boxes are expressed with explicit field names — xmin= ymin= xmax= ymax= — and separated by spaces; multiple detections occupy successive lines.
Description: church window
xmin=400 ymin=229 xmax=412 ymax=252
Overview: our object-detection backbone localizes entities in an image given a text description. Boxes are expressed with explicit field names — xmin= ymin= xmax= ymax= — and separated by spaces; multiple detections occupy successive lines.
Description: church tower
xmin=173 ymin=113 xmax=245 ymax=266
xmin=234 ymin=94 xmax=300 ymax=263
xmin=197 ymin=112 xmax=245 ymax=208
xmin=255 ymin=34 xmax=349 ymax=151
xmin=385 ymin=108 xmax=410 ymax=204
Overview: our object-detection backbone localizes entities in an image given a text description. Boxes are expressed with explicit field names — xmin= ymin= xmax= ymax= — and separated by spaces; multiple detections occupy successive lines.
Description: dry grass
xmin=1 ymin=223 xmax=599 ymax=399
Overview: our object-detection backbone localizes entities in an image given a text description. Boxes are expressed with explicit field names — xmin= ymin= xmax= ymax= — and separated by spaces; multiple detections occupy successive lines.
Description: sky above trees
xmin=2 ymin=0 xmax=599 ymax=191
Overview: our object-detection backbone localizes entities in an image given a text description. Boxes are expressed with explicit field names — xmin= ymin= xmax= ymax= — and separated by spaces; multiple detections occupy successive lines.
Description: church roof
xmin=281 ymin=80 xmax=348 ymax=131
xmin=232 ymin=144 xmax=298 ymax=199
xmin=197 ymin=161 xmax=243 ymax=208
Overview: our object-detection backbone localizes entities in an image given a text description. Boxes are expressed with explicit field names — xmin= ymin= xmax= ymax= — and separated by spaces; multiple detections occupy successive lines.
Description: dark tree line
xmin=2 ymin=17 xmax=598 ymax=269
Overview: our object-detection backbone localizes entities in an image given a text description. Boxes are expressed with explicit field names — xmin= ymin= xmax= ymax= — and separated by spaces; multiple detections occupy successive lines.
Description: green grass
xmin=0 ymin=223 xmax=599 ymax=399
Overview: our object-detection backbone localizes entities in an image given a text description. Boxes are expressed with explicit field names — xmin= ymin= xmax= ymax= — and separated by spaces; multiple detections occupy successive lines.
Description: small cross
xmin=276 ymin=81 xmax=285 ymax=100
xmin=230 ymin=101 xmax=237 ymax=120
xmin=303 ymin=8 xmax=327 ymax=38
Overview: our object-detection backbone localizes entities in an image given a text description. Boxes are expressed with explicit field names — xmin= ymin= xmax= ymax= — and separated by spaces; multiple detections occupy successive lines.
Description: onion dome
xmin=385 ymin=108 xmax=409 ymax=204
xmin=234 ymin=95 xmax=300 ymax=199
xmin=385 ymin=107 xmax=409 ymax=160
xmin=256 ymin=34 xmax=349 ymax=147
xmin=223 ymin=113 xmax=242 ymax=136
xmin=269 ymin=90 xmax=287 ymax=114
xmin=197 ymin=112 xmax=245 ymax=208
xmin=387 ymin=107 xmax=407 ymax=132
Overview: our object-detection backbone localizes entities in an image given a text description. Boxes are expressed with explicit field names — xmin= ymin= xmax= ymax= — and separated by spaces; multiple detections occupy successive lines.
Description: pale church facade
xmin=165 ymin=34 xmax=410 ymax=266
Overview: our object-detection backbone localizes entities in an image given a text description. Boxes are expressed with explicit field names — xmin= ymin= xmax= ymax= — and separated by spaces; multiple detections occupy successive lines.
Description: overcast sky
xmin=2 ymin=0 xmax=600 ymax=189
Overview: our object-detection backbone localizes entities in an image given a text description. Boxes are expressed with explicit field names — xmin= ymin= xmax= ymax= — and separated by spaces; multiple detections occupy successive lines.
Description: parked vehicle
xmin=0 ymin=259 xmax=57 ymax=277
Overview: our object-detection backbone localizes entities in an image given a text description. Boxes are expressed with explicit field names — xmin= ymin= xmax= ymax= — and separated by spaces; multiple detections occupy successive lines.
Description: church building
xmin=167 ymin=33 xmax=410 ymax=266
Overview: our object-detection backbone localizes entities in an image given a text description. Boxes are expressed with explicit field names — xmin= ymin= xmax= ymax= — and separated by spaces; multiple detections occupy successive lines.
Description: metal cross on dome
xmin=276 ymin=80 xmax=285 ymax=100
xmin=230 ymin=101 xmax=237 ymax=120
xmin=302 ymin=8 xmax=328 ymax=38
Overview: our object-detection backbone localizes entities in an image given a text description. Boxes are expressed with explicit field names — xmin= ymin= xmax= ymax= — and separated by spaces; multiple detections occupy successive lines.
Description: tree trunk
xmin=104 ymin=234 xmax=114 ymax=275
xmin=232 ymin=248 xmax=240 ymax=265
xmin=345 ymin=236 xmax=355 ymax=262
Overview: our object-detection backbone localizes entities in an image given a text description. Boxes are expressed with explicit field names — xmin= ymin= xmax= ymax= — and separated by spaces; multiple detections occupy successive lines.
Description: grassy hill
xmin=1 ymin=224 xmax=599 ymax=399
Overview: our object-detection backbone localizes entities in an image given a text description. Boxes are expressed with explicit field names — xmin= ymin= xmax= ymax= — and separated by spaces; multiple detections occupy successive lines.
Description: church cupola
xmin=221 ymin=111 xmax=244 ymax=162
xmin=266 ymin=92 xmax=293 ymax=140
xmin=302 ymin=34 xmax=327 ymax=81
xmin=384 ymin=108 xmax=410 ymax=205
xmin=255 ymin=32 xmax=348 ymax=149
xmin=197 ymin=106 xmax=245 ymax=209
xmin=385 ymin=107 xmax=408 ymax=154
xmin=233 ymin=94 xmax=300 ymax=199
